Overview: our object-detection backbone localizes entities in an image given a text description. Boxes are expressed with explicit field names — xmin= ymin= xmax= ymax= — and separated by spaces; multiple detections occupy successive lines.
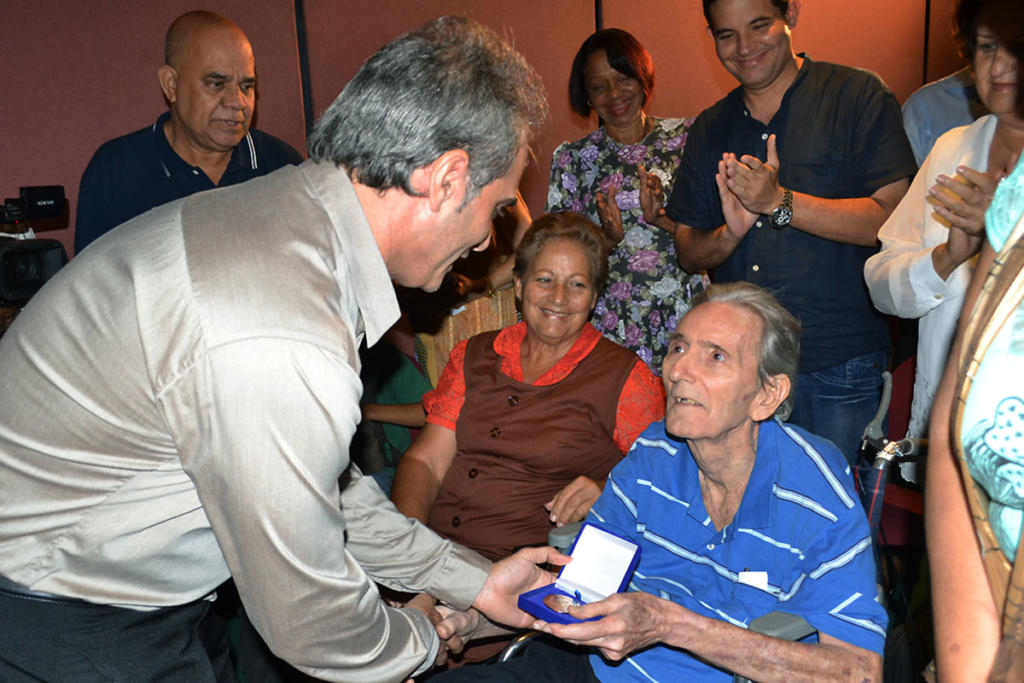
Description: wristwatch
xmin=768 ymin=187 xmax=793 ymax=229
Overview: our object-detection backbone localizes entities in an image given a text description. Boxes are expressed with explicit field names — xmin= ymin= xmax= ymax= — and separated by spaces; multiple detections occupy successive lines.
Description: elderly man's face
xmin=661 ymin=301 xmax=768 ymax=449
xmin=168 ymin=25 xmax=256 ymax=154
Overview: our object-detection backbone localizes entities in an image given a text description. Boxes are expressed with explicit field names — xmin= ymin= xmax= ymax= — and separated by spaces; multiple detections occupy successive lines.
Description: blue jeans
xmin=788 ymin=349 xmax=888 ymax=466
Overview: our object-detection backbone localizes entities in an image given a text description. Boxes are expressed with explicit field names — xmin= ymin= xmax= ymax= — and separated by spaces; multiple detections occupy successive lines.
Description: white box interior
xmin=554 ymin=524 xmax=637 ymax=604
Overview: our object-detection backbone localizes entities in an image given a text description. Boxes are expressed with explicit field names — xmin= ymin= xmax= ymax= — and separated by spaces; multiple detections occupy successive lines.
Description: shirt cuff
xmin=409 ymin=616 xmax=442 ymax=679
xmin=912 ymin=245 xmax=964 ymax=306
xmin=425 ymin=541 xmax=491 ymax=611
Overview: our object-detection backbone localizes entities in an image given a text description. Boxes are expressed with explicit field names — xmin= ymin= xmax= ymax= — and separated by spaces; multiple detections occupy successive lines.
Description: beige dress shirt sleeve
xmin=160 ymin=334 xmax=489 ymax=682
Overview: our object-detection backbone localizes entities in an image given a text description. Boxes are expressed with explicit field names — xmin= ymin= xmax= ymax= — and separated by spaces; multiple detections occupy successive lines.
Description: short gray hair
xmin=307 ymin=16 xmax=547 ymax=202
xmin=689 ymin=282 xmax=801 ymax=420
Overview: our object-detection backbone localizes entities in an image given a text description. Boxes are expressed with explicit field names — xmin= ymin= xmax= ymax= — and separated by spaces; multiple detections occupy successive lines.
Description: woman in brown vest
xmin=392 ymin=212 xmax=665 ymax=563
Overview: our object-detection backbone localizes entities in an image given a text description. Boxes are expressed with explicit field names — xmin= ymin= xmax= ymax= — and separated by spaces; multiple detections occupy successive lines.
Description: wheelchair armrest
xmin=547 ymin=521 xmax=583 ymax=554
xmin=748 ymin=611 xmax=815 ymax=641
xmin=497 ymin=631 xmax=542 ymax=663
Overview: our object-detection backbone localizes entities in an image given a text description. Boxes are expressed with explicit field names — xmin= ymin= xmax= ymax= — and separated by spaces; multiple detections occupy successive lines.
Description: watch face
xmin=771 ymin=206 xmax=792 ymax=228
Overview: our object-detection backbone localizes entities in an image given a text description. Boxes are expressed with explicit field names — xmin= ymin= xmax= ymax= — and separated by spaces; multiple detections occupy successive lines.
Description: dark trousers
xmin=0 ymin=583 xmax=236 ymax=682
xmin=429 ymin=636 xmax=599 ymax=683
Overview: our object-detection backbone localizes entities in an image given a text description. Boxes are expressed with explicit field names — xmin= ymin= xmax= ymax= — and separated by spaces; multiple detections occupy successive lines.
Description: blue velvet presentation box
xmin=518 ymin=522 xmax=640 ymax=625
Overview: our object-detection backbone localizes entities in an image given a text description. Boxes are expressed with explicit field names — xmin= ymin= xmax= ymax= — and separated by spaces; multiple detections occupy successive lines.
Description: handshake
xmin=402 ymin=526 xmax=652 ymax=672
xmin=399 ymin=546 xmax=570 ymax=668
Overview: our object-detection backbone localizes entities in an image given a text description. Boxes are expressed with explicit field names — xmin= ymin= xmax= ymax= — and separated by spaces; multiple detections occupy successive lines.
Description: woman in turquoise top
xmin=928 ymin=6 xmax=1024 ymax=677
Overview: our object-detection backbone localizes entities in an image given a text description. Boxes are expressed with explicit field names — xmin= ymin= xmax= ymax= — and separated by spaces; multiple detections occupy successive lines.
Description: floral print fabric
xmin=546 ymin=118 xmax=706 ymax=371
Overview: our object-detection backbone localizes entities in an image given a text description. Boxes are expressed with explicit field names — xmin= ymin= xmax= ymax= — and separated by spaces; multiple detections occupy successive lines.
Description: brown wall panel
xmin=303 ymin=0 xmax=595 ymax=216
xmin=796 ymin=0 xmax=924 ymax=103
xmin=602 ymin=0 xmax=735 ymax=122
xmin=926 ymin=0 xmax=967 ymax=83
xmin=0 ymin=0 xmax=305 ymax=256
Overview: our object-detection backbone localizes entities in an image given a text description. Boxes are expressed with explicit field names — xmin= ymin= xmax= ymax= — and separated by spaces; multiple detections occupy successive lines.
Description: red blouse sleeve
xmin=423 ymin=339 xmax=469 ymax=431
xmin=613 ymin=361 xmax=666 ymax=453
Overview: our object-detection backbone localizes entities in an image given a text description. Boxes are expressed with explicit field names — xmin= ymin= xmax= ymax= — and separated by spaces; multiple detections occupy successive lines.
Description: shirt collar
xmin=297 ymin=160 xmax=400 ymax=347
xmin=729 ymin=52 xmax=812 ymax=124
xmin=731 ymin=418 xmax=781 ymax=531
xmin=493 ymin=322 xmax=602 ymax=384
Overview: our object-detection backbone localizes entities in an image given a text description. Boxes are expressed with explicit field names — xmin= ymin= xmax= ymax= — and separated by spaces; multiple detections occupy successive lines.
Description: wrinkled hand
xmin=404 ymin=593 xmax=452 ymax=666
xmin=595 ymin=186 xmax=625 ymax=245
xmin=545 ymin=476 xmax=602 ymax=526
xmin=474 ymin=546 xmax=569 ymax=629
xmin=533 ymin=591 xmax=673 ymax=661
xmin=722 ymin=133 xmax=783 ymax=215
xmin=716 ymin=160 xmax=758 ymax=239
xmin=638 ymin=164 xmax=666 ymax=225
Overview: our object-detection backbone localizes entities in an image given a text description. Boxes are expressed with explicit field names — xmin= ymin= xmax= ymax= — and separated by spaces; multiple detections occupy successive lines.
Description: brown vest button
xmin=468 ymin=468 xmax=479 ymax=478
xmin=508 ymin=394 xmax=519 ymax=406
xmin=452 ymin=516 xmax=461 ymax=527
xmin=489 ymin=426 xmax=502 ymax=438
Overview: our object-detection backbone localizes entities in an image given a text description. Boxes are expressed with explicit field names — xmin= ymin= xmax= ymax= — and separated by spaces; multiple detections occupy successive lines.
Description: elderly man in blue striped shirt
xmin=438 ymin=282 xmax=885 ymax=682
xmin=533 ymin=281 xmax=886 ymax=682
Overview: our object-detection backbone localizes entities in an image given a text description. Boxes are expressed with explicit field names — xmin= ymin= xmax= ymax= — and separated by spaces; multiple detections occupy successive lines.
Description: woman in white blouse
xmin=863 ymin=0 xmax=1024 ymax=438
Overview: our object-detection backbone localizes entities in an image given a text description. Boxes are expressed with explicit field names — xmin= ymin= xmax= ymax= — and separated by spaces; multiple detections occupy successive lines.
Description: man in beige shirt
xmin=0 ymin=16 xmax=551 ymax=683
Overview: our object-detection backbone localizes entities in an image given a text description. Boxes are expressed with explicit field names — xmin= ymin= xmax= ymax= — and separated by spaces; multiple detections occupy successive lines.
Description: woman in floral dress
xmin=547 ymin=28 xmax=705 ymax=370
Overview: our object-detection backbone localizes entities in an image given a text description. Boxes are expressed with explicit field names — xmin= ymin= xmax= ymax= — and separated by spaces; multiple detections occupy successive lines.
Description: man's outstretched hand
xmin=473 ymin=546 xmax=570 ymax=629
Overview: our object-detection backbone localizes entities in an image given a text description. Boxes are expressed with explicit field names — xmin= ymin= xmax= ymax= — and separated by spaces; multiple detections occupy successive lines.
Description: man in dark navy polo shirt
xmin=74 ymin=11 xmax=302 ymax=254
xmin=645 ymin=0 xmax=915 ymax=463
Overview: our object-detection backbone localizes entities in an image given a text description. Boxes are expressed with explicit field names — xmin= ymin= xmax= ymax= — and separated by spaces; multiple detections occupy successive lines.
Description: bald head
xmin=157 ymin=11 xmax=257 ymax=166
xmin=164 ymin=11 xmax=248 ymax=69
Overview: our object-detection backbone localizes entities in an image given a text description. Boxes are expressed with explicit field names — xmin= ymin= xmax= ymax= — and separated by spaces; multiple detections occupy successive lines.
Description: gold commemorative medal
xmin=543 ymin=594 xmax=577 ymax=614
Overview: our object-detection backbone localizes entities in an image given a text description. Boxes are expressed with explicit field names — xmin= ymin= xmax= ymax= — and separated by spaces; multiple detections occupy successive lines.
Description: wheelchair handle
xmin=861 ymin=371 xmax=893 ymax=444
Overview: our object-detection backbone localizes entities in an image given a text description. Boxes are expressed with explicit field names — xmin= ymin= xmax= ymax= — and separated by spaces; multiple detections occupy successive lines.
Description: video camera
xmin=1 ymin=185 xmax=69 ymax=306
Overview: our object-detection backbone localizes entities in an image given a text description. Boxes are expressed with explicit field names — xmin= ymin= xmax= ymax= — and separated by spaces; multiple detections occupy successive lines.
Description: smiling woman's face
xmin=515 ymin=238 xmax=597 ymax=349
xmin=583 ymin=50 xmax=646 ymax=131
xmin=973 ymin=25 xmax=1020 ymax=119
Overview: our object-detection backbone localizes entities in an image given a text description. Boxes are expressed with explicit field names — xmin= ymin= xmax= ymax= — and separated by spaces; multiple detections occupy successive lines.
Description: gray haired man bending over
xmin=0 ymin=16 xmax=555 ymax=683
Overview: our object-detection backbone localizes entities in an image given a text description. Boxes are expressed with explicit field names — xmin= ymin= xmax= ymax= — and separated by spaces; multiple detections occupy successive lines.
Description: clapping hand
xmin=638 ymin=164 xmax=667 ymax=225
xmin=716 ymin=159 xmax=758 ymax=239
xmin=927 ymin=164 xmax=1004 ymax=278
xmin=595 ymin=186 xmax=625 ymax=245
xmin=722 ymin=133 xmax=783 ymax=215
xmin=929 ymin=164 xmax=999 ymax=236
